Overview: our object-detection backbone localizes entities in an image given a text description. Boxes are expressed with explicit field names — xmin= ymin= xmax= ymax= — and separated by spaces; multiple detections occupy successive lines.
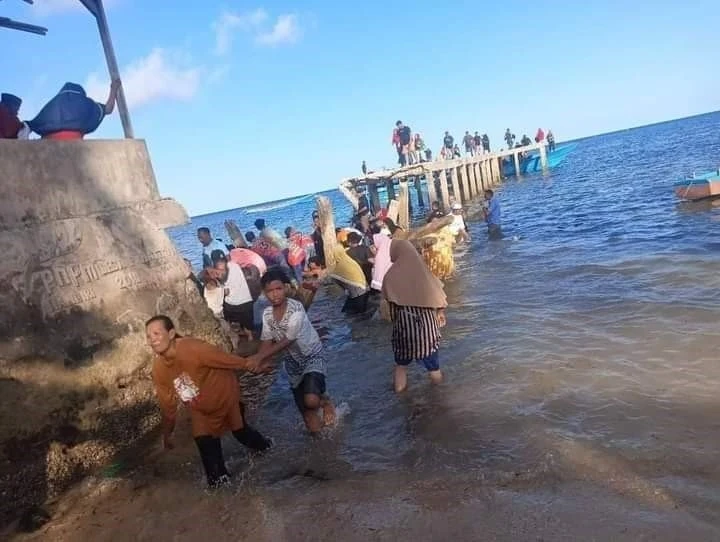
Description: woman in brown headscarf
xmin=146 ymin=315 xmax=272 ymax=488
xmin=381 ymin=239 xmax=448 ymax=393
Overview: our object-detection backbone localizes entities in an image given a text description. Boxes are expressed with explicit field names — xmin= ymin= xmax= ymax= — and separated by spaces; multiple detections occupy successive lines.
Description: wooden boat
xmin=502 ymin=143 xmax=576 ymax=177
xmin=674 ymin=170 xmax=720 ymax=201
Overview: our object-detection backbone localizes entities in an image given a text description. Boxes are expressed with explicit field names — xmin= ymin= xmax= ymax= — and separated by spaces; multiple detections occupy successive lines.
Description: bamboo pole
xmin=87 ymin=0 xmax=134 ymax=138
xmin=473 ymin=162 xmax=481 ymax=194
xmin=439 ymin=169 xmax=450 ymax=210
xmin=513 ymin=150 xmax=521 ymax=177
xmin=398 ymin=181 xmax=410 ymax=230
xmin=316 ymin=196 xmax=337 ymax=269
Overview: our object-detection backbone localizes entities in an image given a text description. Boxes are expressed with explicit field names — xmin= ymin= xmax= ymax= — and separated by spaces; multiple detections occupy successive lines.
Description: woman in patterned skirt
xmin=382 ymin=240 xmax=448 ymax=393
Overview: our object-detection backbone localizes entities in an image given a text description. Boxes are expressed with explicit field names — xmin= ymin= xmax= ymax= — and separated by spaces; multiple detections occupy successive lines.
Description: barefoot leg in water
xmin=394 ymin=365 xmax=408 ymax=393
xmin=321 ymin=395 xmax=336 ymax=427
xmin=428 ymin=370 xmax=443 ymax=385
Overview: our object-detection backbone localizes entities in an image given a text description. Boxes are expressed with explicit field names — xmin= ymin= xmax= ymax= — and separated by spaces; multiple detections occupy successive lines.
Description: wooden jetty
xmin=340 ymin=142 xmax=548 ymax=229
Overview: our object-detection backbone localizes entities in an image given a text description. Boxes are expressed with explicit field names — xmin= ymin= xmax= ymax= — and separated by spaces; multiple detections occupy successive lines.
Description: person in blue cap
xmin=0 ymin=93 xmax=23 ymax=139
xmin=27 ymin=80 xmax=119 ymax=140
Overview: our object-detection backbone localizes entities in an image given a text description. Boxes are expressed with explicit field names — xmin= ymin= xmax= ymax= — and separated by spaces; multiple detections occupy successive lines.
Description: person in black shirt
xmin=310 ymin=211 xmax=325 ymax=267
xmin=473 ymin=132 xmax=482 ymax=153
xmin=427 ymin=201 xmax=445 ymax=223
xmin=355 ymin=187 xmax=372 ymax=233
xmin=346 ymin=232 xmax=375 ymax=286
xmin=443 ymin=131 xmax=454 ymax=150
xmin=396 ymin=120 xmax=412 ymax=166
xmin=463 ymin=131 xmax=474 ymax=156
xmin=361 ymin=160 xmax=367 ymax=175
xmin=482 ymin=133 xmax=490 ymax=152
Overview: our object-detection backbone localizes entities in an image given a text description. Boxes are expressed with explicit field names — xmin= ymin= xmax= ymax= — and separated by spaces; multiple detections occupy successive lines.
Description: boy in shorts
xmin=250 ymin=267 xmax=336 ymax=433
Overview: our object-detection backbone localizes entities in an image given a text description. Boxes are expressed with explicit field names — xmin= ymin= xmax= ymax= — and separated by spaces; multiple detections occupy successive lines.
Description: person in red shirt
xmin=535 ymin=127 xmax=545 ymax=143
xmin=0 ymin=93 xmax=23 ymax=139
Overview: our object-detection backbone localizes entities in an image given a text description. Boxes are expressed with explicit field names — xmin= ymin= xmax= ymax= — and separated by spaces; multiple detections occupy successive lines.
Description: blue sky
xmin=3 ymin=0 xmax=719 ymax=215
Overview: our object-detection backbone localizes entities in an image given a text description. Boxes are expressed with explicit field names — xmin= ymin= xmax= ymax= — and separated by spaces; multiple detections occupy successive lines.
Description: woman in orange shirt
xmin=146 ymin=315 xmax=272 ymax=488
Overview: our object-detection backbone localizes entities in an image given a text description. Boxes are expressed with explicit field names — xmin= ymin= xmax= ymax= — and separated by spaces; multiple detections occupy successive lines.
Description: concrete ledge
xmin=0 ymin=139 xmax=161 ymax=227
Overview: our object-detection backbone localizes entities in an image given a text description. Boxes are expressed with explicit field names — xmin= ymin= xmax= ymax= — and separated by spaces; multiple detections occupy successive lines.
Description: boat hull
xmin=502 ymin=143 xmax=576 ymax=177
xmin=674 ymin=171 xmax=720 ymax=201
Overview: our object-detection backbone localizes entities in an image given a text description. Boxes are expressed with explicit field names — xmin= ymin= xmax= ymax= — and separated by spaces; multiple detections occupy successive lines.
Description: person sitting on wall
xmin=0 ymin=93 xmax=24 ymax=139
xmin=26 ymin=80 xmax=120 ymax=140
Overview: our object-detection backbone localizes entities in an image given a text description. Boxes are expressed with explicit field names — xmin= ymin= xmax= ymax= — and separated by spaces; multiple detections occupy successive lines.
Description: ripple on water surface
xmin=170 ymin=113 xmax=720 ymax=506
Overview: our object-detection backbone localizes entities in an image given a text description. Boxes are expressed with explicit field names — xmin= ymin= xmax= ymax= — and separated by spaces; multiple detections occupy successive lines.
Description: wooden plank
xmin=450 ymin=167 xmax=461 ymax=203
xmin=386 ymin=199 xmax=399 ymax=224
xmin=413 ymin=176 xmax=424 ymax=208
xmin=386 ymin=179 xmax=397 ymax=202
xmin=467 ymin=161 xmax=477 ymax=198
xmin=513 ymin=151 xmax=521 ymax=177
xmin=340 ymin=142 xmax=545 ymax=186
xmin=457 ymin=162 xmax=469 ymax=202
xmin=316 ymin=196 xmax=337 ymax=269
xmin=397 ymin=182 xmax=410 ymax=230
xmin=439 ymin=169 xmax=450 ymax=210
xmin=488 ymin=158 xmax=498 ymax=186
xmin=368 ymin=183 xmax=381 ymax=215
xmin=339 ymin=182 xmax=359 ymax=210
xmin=473 ymin=162 xmax=481 ymax=194
xmin=426 ymin=172 xmax=438 ymax=207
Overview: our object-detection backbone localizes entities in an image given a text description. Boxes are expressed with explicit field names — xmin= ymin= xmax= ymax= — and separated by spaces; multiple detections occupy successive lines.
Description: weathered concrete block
xmin=0 ymin=139 xmax=224 ymax=527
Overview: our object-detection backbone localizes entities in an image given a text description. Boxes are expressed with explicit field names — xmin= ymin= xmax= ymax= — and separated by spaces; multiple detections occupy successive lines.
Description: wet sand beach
xmin=9 ymin=113 xmax=720 ymax=540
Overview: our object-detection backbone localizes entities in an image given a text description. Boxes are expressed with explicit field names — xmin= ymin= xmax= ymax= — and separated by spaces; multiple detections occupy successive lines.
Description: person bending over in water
xmin=146 ymin=315 xmax=272 ymax=488
xmin=382 ymin=240 xmax=447 ymax=393
xmin=249 ymin=267 xmax=336 ymax=434
xmin=449 ymin=202 xmax=471 ymax=243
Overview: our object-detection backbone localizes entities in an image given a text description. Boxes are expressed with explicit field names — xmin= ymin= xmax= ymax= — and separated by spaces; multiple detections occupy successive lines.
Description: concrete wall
xmin=0 ymin=140 xmax=227 ymax=527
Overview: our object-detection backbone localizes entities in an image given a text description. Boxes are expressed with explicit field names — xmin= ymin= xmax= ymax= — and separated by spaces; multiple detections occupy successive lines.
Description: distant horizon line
xmin=183 ymin=109 xmax=720 ymax=219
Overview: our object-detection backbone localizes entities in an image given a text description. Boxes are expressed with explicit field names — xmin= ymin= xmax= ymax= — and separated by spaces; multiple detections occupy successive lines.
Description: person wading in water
xmin=249 ymin=267 xmax=336 ymax=434
xmin=382 ymin=240 xmax=448 ymax=393
xmin=147 ymin=315 xmax=272 ymax=488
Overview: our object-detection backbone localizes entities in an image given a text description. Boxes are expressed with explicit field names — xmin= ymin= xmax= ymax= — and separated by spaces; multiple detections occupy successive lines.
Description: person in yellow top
xmin=146 ymin=315 xmax=271 ymax=488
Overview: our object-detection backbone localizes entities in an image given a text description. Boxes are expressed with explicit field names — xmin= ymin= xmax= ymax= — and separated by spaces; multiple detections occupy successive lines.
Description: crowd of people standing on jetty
xmin=151 ymin=184 xmax=503 ymax=488
xmin=367 ymin=120 xmax=555 ymax=172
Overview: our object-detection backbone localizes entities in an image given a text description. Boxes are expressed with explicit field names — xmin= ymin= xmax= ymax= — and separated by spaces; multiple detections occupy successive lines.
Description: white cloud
xmin=84 ymin=48 xmax=200 ymax=109
xmin=213 ymin=8 xmax=267 ymax=55
xmin=212 ymin=9 xmax=301 ymax=54
xmin=255 ymin=14 xmax=300 ymax=46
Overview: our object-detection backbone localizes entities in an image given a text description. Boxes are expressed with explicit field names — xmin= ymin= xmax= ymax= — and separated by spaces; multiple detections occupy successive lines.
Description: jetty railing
xmin=340 ymin=142 xmax=548 ymax=229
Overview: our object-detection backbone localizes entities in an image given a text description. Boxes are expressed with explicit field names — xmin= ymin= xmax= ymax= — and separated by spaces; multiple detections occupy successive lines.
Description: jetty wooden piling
xmin=341 ymin=141 xmax=548 ymax=220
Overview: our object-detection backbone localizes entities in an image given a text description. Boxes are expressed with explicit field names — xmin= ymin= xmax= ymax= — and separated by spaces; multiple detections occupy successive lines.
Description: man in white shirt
xmin=211 ymin=250 xmax=255 ymax=333
xmin=198 ymin=227 xmax=229 ymax=268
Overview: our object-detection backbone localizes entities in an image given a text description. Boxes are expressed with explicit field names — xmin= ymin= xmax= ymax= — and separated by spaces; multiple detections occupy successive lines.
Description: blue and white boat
xmin=502 ymin=143 xmax=576 ymax=177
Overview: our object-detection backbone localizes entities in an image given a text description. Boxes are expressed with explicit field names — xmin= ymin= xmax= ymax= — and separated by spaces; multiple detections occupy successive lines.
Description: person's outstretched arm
xmin=104 ymin=79 xmax=121 ymax=115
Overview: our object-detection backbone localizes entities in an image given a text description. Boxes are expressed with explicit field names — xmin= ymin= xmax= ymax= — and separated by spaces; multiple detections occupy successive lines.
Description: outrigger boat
xmin=674 ymin=169 xmax=720 ymax=201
